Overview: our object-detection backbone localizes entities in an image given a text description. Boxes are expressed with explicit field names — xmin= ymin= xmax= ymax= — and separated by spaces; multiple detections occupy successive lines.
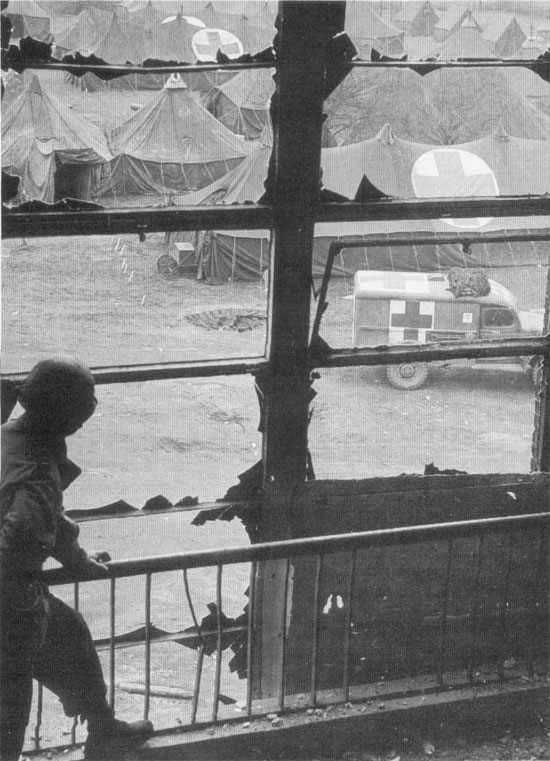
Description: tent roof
xmin=54 ymin=6 xmax=115 ymax=53
xmin=142 ymin=12 xmax=196 ymax=61
xmin=431 ymin=26 xmax=499 ymax=59
xmin=174 ymin=124 xmax=550 ymax=239
xmin=6 ymin=0 xmax=49 ymax=18
xmin=505 ymin=66 xmax=550 ymax=98
xmin=92 ymin=13 xmax=143 ymax=64
xmin=1 ymin=74 xmax=112 ymax=161
xmin=397 ymin=0 xmax=439 ymax=33
xmin=437 ymin=7 xmax=483 ymax=35
xmin=109 ymin=74 xmax=253 ymax=162
xmin=496 ymin=88 xmax=550 ymax=140
xmin=213 ymin=67 xmax=274 ymax=110
xmin=493 ymin=17 xmax=527 ymax=58
xmin=346 ymin=1 xmax=403 ymax=40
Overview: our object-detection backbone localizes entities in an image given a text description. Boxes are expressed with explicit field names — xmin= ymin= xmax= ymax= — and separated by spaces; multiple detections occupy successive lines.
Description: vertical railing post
xmin=437 ymin=539 xmax=454 ymax=687
xmin=342 ymin=550 xmax=357 ymax=702
xmin=310 ymin=554 xmax=324 ymax=706
xmin=71 ymin=582 xmax=80 ymax=745
xmin=278 ymin=558 xmax=291 ymax=712
xmin=211 ymin=565 xmax=223 ymax=723
xmin=497 ymin=534 xmax=514 ymax=680
xmin=183 ymin=568 xmax=207 ymax=725
xmin=109 ymin=577 xmax=116 ymax=709
xmin=528 ymin=529 xmax=549 ymax=676
xmin=468 ymin=535 xmax=485 ymax=685
xmin=144 ymin=573 xmax=152 ymax=720
xmin=246 ymin=560 xmax=257 ymax=716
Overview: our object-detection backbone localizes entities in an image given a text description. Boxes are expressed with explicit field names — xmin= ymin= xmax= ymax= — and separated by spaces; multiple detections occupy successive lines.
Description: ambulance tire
xmin=386 ymin=362 xmax=429 ymax=390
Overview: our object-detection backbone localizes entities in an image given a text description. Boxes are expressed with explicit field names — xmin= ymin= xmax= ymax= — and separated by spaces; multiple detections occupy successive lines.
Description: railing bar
xmin=310 ymin=554 xmax=324 ymax=707
xmin=246 ymin=560 xmax=257 ymax=716
xmin=278 ymin=558 xmax=291 ymax=713
xmin=342 ymin=550 xmax=357 ymax=702
xmin=144 ymin=573 xmax=152 ymax=720
xmin=43 ymin=513 xmax=550 ymax=585
xmin=211 ymin=564 xmax=223 ymax=723
xmin=71 ymin=582 xmax=80 ymax=746
xmin=94 ymin=623 xmax=247 ymax=651
xmin=468 ymin=534 xmax=485 ymax=686
xmin=183 ymin=569 xmax=208 ymax=649
xmin=497 ymin=534 xmax=514 ymax=680
xmin=528 ymin=530 xmax=549 ymax=676
xmin=109 ymin=577 xmax=116 ymax=708
xmin=183 ymin=567 xmax=209 ymax=725
xmin=34 ymin=683 xmax=43 ymax=751
xmin=437 ymin=539 xmax=454 ymax=687
xmin=191 ymin=644 xmax=205 ymax=725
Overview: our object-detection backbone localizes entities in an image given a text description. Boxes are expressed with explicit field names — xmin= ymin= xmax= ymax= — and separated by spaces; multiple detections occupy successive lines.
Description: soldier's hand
xmin=75 ymin=552 xmax=112 ymax=579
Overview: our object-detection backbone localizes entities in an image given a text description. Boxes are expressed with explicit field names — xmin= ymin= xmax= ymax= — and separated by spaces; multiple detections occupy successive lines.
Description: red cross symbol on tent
xmin=389 ymin=300 xmax=434 ymax=342
xmin=411 ymin=148 xmax=499 ymax=229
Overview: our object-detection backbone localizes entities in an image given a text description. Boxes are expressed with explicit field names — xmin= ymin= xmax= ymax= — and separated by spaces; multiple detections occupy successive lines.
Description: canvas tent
xmin=95 ymin=74 xmax=251 ymax=202
xmin=345 ymin=1 xmax=405 ymax=56
xmin=1 ymin=74 xmax=113 ymax=203
xmin=5 ymin=0 xmax=50 ymax=41
xmin=395 ymin=1 xmax=439 ymax=37
xmin=198 ymin=3 xmax=273 ymax=52
xmin=54 ymin=6 xmax=117 ymax=56
xmin=430 ymin=23 xmax=499 ymax=60
xmin=87 ymin=13 xmax=143 ymax=64
xmin=203 ymin=68 xmax=274 ymax=140
xmin=493 ymin=17 xmax=527 ymax=58
xmin=432 ymin=7 xmax=483 ymax=42
xmin=172 ymin=125 xmax=550 ymax=283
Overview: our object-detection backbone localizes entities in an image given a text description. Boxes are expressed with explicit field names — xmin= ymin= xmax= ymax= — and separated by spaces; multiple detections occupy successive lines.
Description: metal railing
xmin=29 ymin=511 xmax=549 ymax=754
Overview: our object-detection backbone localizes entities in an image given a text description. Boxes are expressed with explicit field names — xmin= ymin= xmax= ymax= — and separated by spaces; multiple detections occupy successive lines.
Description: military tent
xmin=95 ymin=74 xmax=252 ymax=203
xmin=516 ymin=35 xmax=549 ymax=59
xmin=430 ymin=23 xmax=499 ymax=60
xmin=1 ymin=75 xmax=113 ymax=203
xmin=89 ymin=13 xmax=143 ymax=64
xmin=202 ymin=68 xmax=274 ymax=140
xmin=432 ymin=7 xmax=483 ymax=43
xmin=345 ymin=1 xmax=405 ymax=56
xmin=198 ymin=3 xmax=273 ymax=51
xmin=137 ymin=10 xmax=197 ymax=61
xmin=493 ymin=17 xmax=527 ymax=58
xmin=54 ymin=7 xmax=114 ymax=56
xmin=5 ymin=0 xmax=50 ymax=41
xmin=55 ymin=6 xmax=145 ymax=64
xmin=172 ymin=125 xmax=550 ymax=283
xmin=395 ymin=1 xmax=439 ymax=37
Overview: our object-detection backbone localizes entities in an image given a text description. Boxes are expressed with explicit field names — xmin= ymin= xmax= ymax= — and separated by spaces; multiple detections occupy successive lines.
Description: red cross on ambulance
xmin=389 ymin=299 xmax=435 ymax=343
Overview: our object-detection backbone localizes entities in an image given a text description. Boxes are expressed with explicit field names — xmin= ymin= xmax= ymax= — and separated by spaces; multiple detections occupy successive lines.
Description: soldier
xmin=0 ymin=357 xmax=154 ymax=760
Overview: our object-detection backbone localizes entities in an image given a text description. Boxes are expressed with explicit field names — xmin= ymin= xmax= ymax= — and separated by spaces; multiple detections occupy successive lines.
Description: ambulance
xmin=352 ymin=270 xmax=543 ymax=390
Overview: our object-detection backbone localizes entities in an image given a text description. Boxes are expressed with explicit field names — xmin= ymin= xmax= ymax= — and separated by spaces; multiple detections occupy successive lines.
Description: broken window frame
xmin=1 ymin=8 xmax=550 ymax=468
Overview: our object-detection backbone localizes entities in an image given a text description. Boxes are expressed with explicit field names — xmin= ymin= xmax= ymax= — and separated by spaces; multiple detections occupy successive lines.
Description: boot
xmin=84 ymin=714 xmax=154 ymax=759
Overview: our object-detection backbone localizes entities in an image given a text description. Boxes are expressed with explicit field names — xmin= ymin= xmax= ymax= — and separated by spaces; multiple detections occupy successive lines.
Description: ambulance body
xmin=352 ymin=270 xmax=541 ymax=389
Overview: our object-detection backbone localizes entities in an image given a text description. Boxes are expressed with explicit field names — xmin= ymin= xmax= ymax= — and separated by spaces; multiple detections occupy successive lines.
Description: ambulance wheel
xmin=386 ymin=362 xmax=429 ymax=390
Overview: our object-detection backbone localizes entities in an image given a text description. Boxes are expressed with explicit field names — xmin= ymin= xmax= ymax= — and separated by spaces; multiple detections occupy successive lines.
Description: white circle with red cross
xmin=192 ymin=28 xmax=244 ymax=62
xmin=411 ymin=148 xmax=499 ymax=229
